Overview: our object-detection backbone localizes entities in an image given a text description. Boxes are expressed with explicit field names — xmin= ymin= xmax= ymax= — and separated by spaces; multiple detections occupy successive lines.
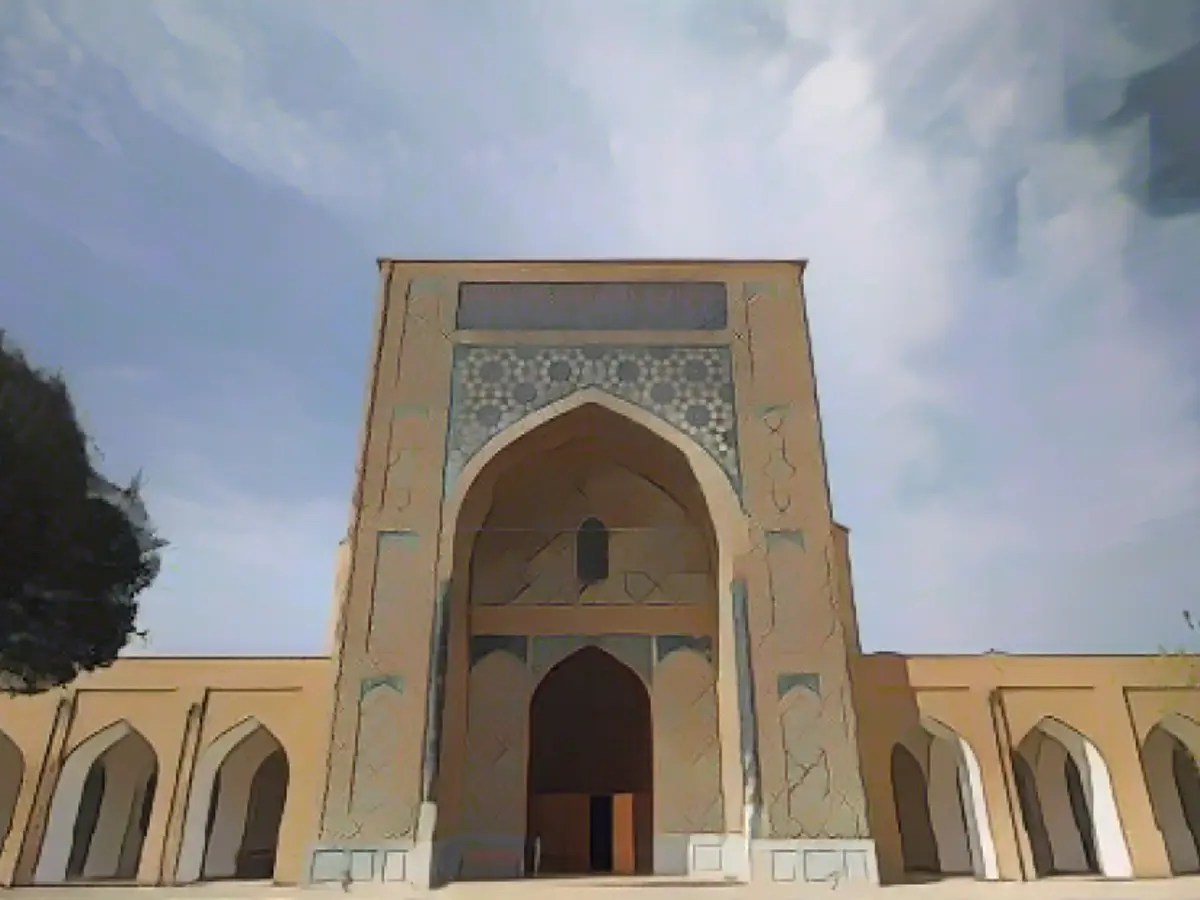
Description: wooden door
xmin=529 ymin=794 xmax=590 ymax=874
xmin=613 ymin=794 xmax=636 ymax=875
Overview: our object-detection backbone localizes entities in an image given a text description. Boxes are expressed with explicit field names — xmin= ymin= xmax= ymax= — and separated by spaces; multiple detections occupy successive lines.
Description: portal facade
xmin=0 ymin=261 xmax=1198 ymax=890
xmin=311 ymin=260 xmax=875 ymax=886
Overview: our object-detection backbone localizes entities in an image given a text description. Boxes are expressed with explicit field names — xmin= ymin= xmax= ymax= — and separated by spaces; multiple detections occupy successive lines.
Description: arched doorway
xmin=890 ymin=722 xmax=998 ymax=881
xmin=526 ymin=647 xmax=653 ymax=876
xmin=1012 ymin=718 xmax=1132 ymax=878
xmin=36 ymin=722 xmax=159 ymax=883
xmin=1141 ymin=715 xmax=1200 ymax=874
xmin=440 ymin=393 xmax=742 ymax=879
xmin=176 ymin=720 xmax=290 ymax=883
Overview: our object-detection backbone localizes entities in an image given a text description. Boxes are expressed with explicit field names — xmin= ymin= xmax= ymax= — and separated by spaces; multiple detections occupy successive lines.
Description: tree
xmin=1158 ymin=610 xmax=1200 ymax=690
xmin=0 ymin=331 xmax=164 ymax=694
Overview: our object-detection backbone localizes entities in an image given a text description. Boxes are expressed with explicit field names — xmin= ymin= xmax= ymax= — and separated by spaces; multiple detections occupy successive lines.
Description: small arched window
xmin=576 ymin=517 xmax=609 ymax=584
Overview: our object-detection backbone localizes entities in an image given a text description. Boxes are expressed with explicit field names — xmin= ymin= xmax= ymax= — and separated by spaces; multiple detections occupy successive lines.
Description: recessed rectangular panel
xmin=803 ymin=849 xmax=845 ymax=882
xmin=691 ymin=843 xmax=724 ymax=873
xmin=456 ymin=282 xmax=728 ymax=331
xmin=772 ymin=850 xmax=798 ymax=882
xmin=382 ymin=850 xmax=408 ymax=882
xmin=349 ymin=850 xmax=376 ymax=882
xmin=844 ymin=850 xmax=871 ymax=882
xmin=310 ymin=849 xmax=348 ymax=883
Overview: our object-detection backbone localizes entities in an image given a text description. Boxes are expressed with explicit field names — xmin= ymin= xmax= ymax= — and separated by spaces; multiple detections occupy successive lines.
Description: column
xmin=714 ymin=577 xmax=751 ymax=880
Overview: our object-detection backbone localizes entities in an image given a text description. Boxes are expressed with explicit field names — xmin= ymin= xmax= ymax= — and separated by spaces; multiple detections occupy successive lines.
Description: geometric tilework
xmin=445 ymin=344 xmax=741 ymax=493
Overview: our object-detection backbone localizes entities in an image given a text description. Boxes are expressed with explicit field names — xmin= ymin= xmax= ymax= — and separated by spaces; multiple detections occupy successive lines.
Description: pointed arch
xmin=1141 ymin=714 xmax=1200 ymax=874
xmin=176 ymin=718 xmax=289 ymax=883
xmin=1013 ymin=717 xmax=1132 ymax=878
xmin=527 ymin=646 xmax=653 ymax=874
xmin=1158 ymin=713 xmax=1200 ymax=751
xmin=444 ymin=388 xmax=749 ymax=864
xmin=531 ymin=640 xmax=652 ymax=693
xmin=36 ymin=720 xmax=159 ymax=884
xmin=0 ymin=728 xmax=24 ymax=854
xmin=576 ymin=516 xmax=610 ymax=583
xmin=441 ymin=388 xmax=748 ymax=581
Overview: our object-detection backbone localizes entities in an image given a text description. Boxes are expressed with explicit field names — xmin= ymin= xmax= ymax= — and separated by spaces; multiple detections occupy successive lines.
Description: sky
xmin=3 ymin=0 xmax=1200 ymax=657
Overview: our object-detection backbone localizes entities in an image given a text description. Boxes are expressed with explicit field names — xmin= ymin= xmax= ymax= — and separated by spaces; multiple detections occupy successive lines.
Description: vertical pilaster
xmin=716 ymin=575 xmax=749 ymax=880
xmin=309 ymin=267 xmax=456 ymax=889
xmin=147 ymin=694 xmax=206 ymax=885
xmin=730 ymin=272 xmax=877 ymax=885
xmin=717 ymin=578 xmax=745 ymax=836
xmin=731 ymin=580 xmax=763 ymax=823
xmin=13 ymin=695 xmax=75 ymax=885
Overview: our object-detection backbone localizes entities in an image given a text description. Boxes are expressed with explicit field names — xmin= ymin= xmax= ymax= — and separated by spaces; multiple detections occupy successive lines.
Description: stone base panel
xmin=752 ymin=838 xmax=879 ymax=885
xmin=306 ymin=842 xmax=414 ymax=887
xmin=307 ymin=837 xmax=878 ymax=887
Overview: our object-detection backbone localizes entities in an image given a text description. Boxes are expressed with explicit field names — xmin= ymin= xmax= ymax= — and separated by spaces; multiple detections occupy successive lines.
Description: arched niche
xmin=1012 ymin=717 xmax=1132 ymax=878
xmin=176 ymin=718 xmax=290 ymax=883
xmin=438 ymin=389 xmax=749 ymax=864
xmin=1141 ymin=714 xmax=1200 ymax=874
xmin=36 ymin=721 xmax=159 ymax=884
xmin=888 ymin=720 xmax=998 ymax=881
xmin=441 ymin=388 xmax=748 ymax=589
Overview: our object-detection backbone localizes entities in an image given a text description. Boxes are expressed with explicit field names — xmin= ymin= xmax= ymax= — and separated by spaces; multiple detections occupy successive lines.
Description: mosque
xmin=1 ymin=260 xmax=1198 ymax=890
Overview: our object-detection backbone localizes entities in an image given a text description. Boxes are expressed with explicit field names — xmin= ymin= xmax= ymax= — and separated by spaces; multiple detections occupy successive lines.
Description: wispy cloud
xmin=3 ymin=0 xmax=1199 ymax=654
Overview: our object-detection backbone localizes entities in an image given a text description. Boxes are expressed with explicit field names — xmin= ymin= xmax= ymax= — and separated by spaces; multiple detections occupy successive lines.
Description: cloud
xmin=6 ymin=0 xmax=1200 ymax=654
xmin=524 ymin=2 xmax=1200 ymax=651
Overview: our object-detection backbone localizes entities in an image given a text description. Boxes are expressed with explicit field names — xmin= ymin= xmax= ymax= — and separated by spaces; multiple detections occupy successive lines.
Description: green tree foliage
xmin=0 ymin=332 xmax=164 ymax=694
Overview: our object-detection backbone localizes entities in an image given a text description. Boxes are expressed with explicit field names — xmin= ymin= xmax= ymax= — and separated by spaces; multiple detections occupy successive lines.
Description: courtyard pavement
xmin=8 ymin=877 xmax=1200 ymax=900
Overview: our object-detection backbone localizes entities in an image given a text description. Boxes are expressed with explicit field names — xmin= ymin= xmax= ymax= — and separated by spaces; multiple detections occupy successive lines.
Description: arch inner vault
xmin=438 ymin=393 xmax=746 ymax=880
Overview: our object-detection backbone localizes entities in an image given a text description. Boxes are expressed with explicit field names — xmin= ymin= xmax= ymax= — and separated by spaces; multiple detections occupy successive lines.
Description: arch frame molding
xmin=435 ymin=388 xmax=752 ymax=884
xmin=176 ymin=717 xmax=290 ymax=885
xmin=34 ymin=720 xmax=159 ymax=886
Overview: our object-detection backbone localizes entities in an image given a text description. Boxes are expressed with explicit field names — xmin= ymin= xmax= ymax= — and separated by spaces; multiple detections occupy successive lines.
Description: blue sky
xmin=3 ymin=0 xmax=1200 ymax=656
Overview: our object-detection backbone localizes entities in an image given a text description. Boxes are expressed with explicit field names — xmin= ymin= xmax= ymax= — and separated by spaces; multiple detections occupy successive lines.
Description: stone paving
xmin=9 ymin=878 xmax=1200 ymax=900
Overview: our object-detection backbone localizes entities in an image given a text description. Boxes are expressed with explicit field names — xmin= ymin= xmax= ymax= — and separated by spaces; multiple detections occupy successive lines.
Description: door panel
xmin=530 ymin=794 xmax=590 ymax=874
xmin=613 ymin=794 xmax=636 ymax=875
